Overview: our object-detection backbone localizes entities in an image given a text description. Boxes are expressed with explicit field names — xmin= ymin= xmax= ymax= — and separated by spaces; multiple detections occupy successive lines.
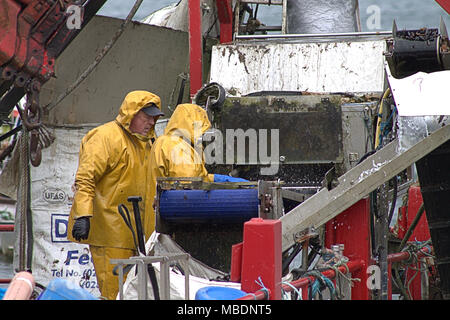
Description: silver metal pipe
xmin=236 ymin=31 xmax=392 ymax=40
xmin=112 ymin=253 xmax=191 ymax=300
xmin=286 ymin=0 xmax=360 ymax=34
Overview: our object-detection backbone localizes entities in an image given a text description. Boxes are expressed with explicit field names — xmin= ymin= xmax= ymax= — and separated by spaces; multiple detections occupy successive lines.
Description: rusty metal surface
xmin=214 ymin=95 xmax=343 ymax=164
xmin=209 ymin=39 xmax=387 ymax=96
xmin=385 ymin=27 xmax=443 ymax=79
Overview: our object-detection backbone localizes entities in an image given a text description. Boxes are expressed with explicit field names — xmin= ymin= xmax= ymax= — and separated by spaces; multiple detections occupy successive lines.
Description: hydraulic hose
xmin=398 ymin=203 xmax=425 ymax=252
xmin=375 ymin=88 xmax=391 ymax=149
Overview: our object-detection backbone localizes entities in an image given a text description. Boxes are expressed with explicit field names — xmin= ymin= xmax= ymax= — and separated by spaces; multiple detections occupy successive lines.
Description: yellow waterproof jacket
xmin=67 ymin=91 xmax=162 ymax=249
xmin=146 ymin=104 xmax=214 ymax=220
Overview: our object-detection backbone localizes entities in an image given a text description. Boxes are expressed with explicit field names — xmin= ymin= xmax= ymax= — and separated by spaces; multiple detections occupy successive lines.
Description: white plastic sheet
xmin=387 ymin=68 xmax=450 ymax=116
xmin=7 ymin=120 xmax=184 ymax=298
xmin=121 ymin=232 xmax=241 ymax=300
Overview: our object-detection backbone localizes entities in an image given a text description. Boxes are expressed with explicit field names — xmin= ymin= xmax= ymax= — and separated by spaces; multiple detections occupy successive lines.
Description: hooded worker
xmin=146 ymin=103 xmax=246 ymax=231
xmin=67 ymin=90 xmax=164 ymax=300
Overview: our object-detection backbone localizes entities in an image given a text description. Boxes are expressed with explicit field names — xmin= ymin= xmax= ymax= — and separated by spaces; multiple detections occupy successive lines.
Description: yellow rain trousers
xmin=67 ymin=90 xmax=162 ymax=299
xmin=147 ymin=103 xmax=214 ymax=224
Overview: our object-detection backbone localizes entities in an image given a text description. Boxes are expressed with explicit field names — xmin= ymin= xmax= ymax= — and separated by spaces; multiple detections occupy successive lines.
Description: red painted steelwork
xmin=325 ymin=198 xmax=371 ymax=299
xmin=388 ymin=245 xmax=433 ymax=300
xmin=188 ymin=0 xmax=203 ymax=97
xmin=388 ymin=245 xmax=432 ymax=263
xmin=230 ymin=242 xmax=243 ymax=282
xmin=0 ymin=224 xmax=14 ymax=232
xmin=435 ymin=0 xmax=450 ymax=14
xmin=238 ymin=247 xmax=432 ymax=300
xmin=240 ymin=218 xmax=282 ymax=300
xmin=286 ymin=259 xmax=365 ymax=298
xmin=238 ymin=259 xmax=365 ymax=300
xmin=406 ymin=186 xmax=430 ymax=241
xmin=394 ymin=186 xmax=431 ymax=300
xmin=216 ymin=0 xmax=233 ymax=43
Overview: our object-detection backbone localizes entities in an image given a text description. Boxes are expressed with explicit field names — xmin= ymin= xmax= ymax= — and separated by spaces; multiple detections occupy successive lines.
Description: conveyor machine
xmin=154 ymin=177 xmax=284 ymax=271
xmin=154 ymin=177 xmax=285 ymax=229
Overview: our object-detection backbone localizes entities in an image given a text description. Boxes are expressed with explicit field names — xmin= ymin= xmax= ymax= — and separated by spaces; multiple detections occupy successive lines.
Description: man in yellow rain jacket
xmin=148 ymin=103 xmax=213 ymax=184
xmin=67 ymin=90 xmax=164 ymax=300
xmin=147 ymin=103 xmax=247 ymax=231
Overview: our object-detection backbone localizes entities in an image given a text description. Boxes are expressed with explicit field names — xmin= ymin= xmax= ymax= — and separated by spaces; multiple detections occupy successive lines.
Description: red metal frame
xmin=238 ymin=247 xmax=432 ymax=300
xmin=188 ymin=0 xmax=203 ymax=98
xmin=435 ymin=0 xmax=450 ymax=14
xmin=0 ymin=0 xmax=80 ymax=83
xmin=188 ymin=0 xmax=234 ymax=97
xmin=388 ymin=246 xmax=433 ymax=300
xmin=230 ymin=242 xmax=243 ymax=282
xmin=391 ymin=186 xmax=431 ymax=299
xmin=240 ymin=218 xmax=282 ymax=300
xmin=388 ymin=246 xmax=432 ymax=263
xmin=397 ymin=186 xmax=430 ymax=241
xmin=325 ymin=198 xmax=371 ymax=299
xmin=239 ymin=196 xmax=431 ymax=300
xmin=0 ymin=1 xmax=21 ymax=66
xmin=239 ymin=259 xmax=365 ymax=300
xmin=0 ymin=225 xmax=14 ymax=232
xmin=216 ymin=0 xmax=233 ymax=43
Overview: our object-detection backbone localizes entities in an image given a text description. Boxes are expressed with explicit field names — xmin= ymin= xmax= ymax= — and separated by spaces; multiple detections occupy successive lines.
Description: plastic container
xmin=195 ymin=286 xmax=247 ymax=300
xmin=0 ymin=288 xmax=6 ymax=300
xmin=37 ymin=278 xmax=98 ymax=300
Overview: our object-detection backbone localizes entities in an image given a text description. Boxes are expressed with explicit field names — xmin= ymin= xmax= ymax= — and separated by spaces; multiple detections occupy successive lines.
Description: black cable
xmin=282 ymin=243 xmax=302 ymax=275
xmin=0 ymin=124 xmax=22 ymax=142
xmin=357 ymin=150 xmax=376 ymax=165
xmin=117 ymin=203 xmax=160 ymax=300
xmin=398 ymin=203 xmax=425 ymax=252
xmin=387 ymin=175 xmax=398 ymax=226
xmin=117 ymin=204 xmax=139 ymax=252
xmin=369 ymin=190 xmax=377 ymax=255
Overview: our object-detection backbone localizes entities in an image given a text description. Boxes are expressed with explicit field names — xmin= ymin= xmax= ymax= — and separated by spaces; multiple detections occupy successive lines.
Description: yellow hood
xmin=163 ymin=103 xmax=211 ymax=145
xmin=115 ymin=90 xmax=162 ymax=139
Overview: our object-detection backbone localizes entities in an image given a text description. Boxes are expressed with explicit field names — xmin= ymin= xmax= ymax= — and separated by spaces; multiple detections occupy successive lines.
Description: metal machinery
xmin=1 ymin=0 xmax=450 ymax=300
xmin=178 ymin=0 xmax=450 ymax=300
xmin=154 ymin=177 xmax=284 ymax=270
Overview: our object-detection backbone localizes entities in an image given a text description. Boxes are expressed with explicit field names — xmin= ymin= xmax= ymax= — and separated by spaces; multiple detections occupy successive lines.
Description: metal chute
xmin=385 ymin=19 xmax=450 ymax=79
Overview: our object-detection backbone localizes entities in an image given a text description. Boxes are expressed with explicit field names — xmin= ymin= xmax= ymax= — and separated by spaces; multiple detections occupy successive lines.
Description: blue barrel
xmin=37 ymin=279 xmax=98 ymax=300
xmin=0 ymin=288 xmax=6 ymax=300
xmin=195 ymin=286 xmax=247 ymax=300
xmin=159 ymin=189 xmax=258 ymax=223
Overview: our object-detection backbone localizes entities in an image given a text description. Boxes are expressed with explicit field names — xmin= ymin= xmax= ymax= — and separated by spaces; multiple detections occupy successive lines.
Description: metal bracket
xmin=234 ymin=0 xmax=287 ymax=39
xmin=111 ymin=253 xmax=190 ymax=300
xmin=258 ymin=180 xmax=284 ymax=219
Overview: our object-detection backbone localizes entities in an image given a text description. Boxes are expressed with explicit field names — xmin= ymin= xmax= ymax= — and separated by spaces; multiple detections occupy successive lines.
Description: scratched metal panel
xmin=214 ymin=95 xmax=343 ymax=164
xmin=209 ymin=40 xmax=386 ymax=96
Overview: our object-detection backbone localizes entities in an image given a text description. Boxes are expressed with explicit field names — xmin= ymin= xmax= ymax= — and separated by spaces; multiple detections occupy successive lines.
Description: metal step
xmin=280 ymin=124 xmax=450 ymax=252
